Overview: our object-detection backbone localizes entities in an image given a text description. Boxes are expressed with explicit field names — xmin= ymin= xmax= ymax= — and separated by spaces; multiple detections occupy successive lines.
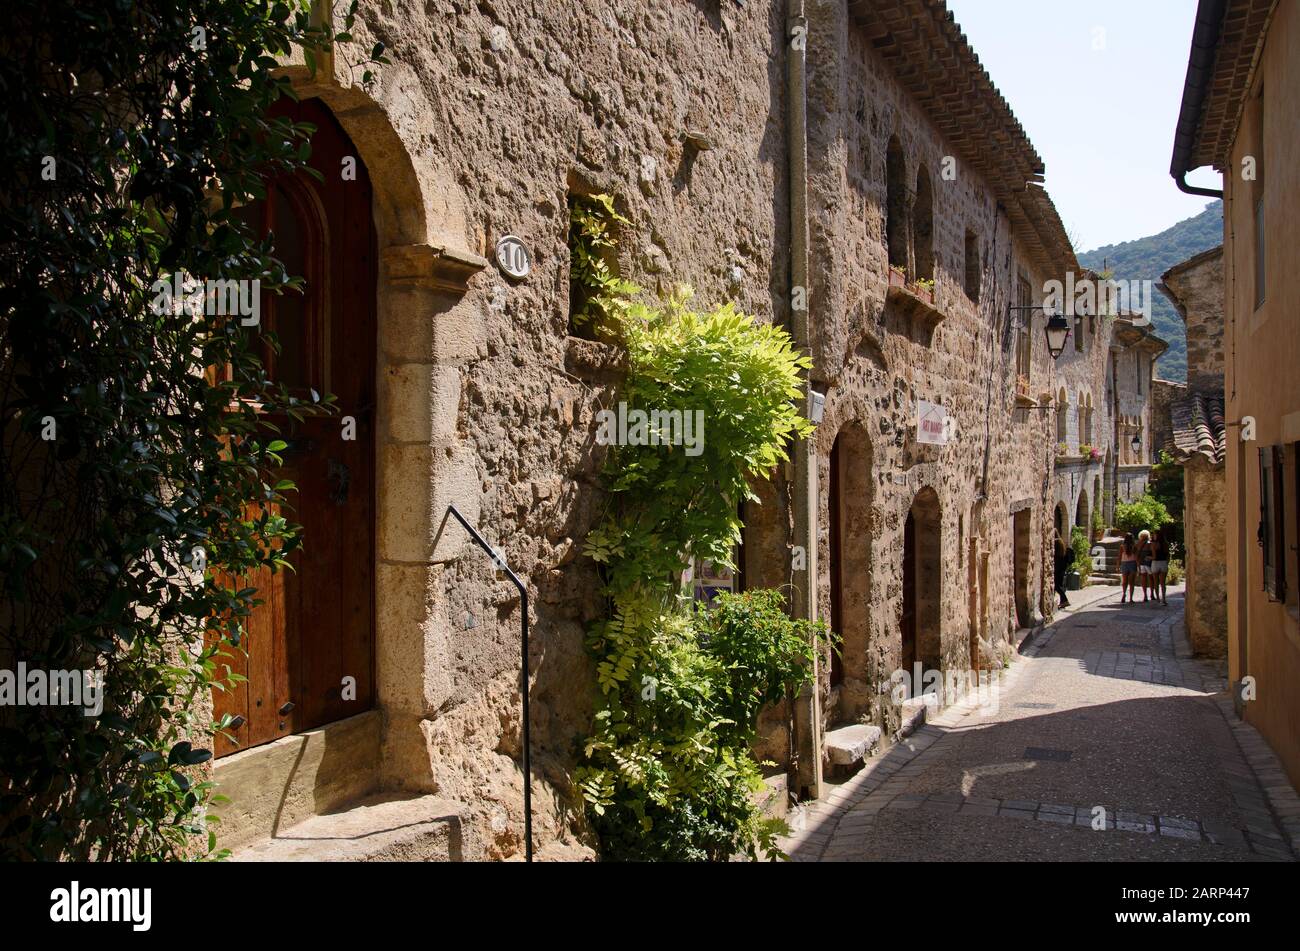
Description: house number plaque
xmin=495 ymin=235 xmax=530 ymax=279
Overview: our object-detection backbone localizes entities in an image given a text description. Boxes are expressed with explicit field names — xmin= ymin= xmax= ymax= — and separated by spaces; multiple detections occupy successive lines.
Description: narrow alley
xmin=783 ymin=586 xmax=1300 ymax=863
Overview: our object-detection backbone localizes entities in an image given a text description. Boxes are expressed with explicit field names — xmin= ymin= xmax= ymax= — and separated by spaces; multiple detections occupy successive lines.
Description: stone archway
xmin=903 ymin=488 xmax=942 ymax=677
xmin=213 ymin=70 xmax=489 ymax=825
xmin=1076 ymin=490 xmax=1091 ymax=532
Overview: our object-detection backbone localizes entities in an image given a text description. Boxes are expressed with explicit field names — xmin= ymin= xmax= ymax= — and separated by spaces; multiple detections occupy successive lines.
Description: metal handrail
xmin=444 ymin=504 xmax=532 ymax=862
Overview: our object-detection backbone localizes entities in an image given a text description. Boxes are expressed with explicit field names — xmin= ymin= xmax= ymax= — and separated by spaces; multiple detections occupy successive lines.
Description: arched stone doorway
xmin=1055 ymin=502 xmax=1069 ymax=540
xmin=213 ymin=95 xmax=378 ymax=756
xmin=1076 ymin=490 xmax=1091 ymax=532
xmin=902 ymin=488 xmax=942 ymax=678
xmin=211 ymin=69 xmax=490 ymax=849
xmin=827 ymin=423 xmax=873 ymax=716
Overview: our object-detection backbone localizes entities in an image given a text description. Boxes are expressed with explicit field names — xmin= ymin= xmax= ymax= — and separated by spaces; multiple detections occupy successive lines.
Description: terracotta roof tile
xmin=1170 ymin=391 xmax=1226 ymax=465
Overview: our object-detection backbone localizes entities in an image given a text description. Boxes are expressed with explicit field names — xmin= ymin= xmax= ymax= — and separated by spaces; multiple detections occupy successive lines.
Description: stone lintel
xmin=383 ymin=243 xmax=488 ymax=294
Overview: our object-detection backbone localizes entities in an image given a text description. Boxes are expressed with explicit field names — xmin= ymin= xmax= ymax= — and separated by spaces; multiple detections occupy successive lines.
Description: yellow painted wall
xmin=1224 ymin=0 xmax=1300 ymax=791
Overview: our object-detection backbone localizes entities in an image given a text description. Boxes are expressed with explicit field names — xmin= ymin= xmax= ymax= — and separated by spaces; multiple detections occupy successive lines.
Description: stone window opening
xmin=963 ymin=229 xmax=980 ymax=303
xmin=885 ymin=135 xmax=908 ymax=272
xmin=567 ymin=187 xmax=625 ymax=341
xmin=1015 ymin=276 xmax=1033 ymax=378
xmin=913 ymin=165 xmax=934 ymax=282
xmin=1056 ymin=388 xmax=1068 ymax=443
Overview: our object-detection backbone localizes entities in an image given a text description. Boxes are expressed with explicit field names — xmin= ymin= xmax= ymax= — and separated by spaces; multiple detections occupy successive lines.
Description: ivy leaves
xmin=0 ymin=1 xmax=379 ymax=860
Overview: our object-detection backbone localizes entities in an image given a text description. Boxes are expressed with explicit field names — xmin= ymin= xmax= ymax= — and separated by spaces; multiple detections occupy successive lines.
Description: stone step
xmin=825 ymin=724 xmax=883 ymax=767
xmin=233 ymin=793 xmax=467 ymax=862
xmin=758 ymin=772 xmax=789 ymax=819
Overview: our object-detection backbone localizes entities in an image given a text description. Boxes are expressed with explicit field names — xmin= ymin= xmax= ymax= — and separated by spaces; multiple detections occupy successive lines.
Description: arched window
xmin=913 ymin=165 xmax=934 ymax=282
xmin=885 ymin=136 xmax=907 ymax=270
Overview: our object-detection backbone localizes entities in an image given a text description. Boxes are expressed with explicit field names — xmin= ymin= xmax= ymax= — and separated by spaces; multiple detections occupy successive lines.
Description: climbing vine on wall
xmin=568 ymin=193 xmax=637 ymax=337
xmin=575 ymin=286 xmax=830 ymax=861
xmin=0 ymin=1 xmax=384 ymax=860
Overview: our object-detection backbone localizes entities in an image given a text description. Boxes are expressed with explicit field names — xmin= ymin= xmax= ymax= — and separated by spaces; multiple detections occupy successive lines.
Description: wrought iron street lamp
xmin=1131 ymin=433 xmax=1142 ymax=455
xmin=1043 ymin=314 xmax=1071 ymax=360
xmin=1007 ymin=304 xmax=1071 ymax=361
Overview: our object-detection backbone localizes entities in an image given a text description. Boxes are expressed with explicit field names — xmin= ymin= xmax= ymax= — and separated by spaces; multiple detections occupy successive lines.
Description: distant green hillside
xmin=1078 ymin=200 xmax=1223 ymax=382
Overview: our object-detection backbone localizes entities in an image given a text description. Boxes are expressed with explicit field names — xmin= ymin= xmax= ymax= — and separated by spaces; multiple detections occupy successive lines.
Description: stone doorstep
xmin=826 ymin=724 xmax=884 ymax=767
xmin=233 ymin=793 xmax=467 ymax=862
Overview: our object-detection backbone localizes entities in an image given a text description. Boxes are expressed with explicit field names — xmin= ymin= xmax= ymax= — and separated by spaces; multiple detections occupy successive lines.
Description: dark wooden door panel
xmin=212 ymin=97 xmax=376 ymax=756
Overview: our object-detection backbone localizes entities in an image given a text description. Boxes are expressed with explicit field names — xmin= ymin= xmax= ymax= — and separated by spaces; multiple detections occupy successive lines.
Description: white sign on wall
xmin=917 ymin=400 xmax=948 ymax=446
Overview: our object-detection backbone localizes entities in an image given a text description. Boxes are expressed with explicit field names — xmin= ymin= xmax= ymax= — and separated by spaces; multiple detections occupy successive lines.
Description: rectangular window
xmin=1261 ymin=446 xmax=1286 ymax=599
xmin=1074 ymin=315 xmax=1084 ymax=352
xmin=1015 ymin=277 xmax=1032 ymax=377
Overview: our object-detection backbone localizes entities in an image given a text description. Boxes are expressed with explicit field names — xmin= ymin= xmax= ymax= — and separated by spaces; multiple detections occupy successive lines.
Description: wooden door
xmin=901 ymin=510 xmax=916 ymax=674
xmin=213 ymin=98 xmax=376 ymax=756
xmin=828 ymin=438 xmax=845 ymax=687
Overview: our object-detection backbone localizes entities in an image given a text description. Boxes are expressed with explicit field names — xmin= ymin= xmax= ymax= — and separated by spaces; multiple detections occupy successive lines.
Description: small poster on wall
xmin=917 ymin=399 xmax=949 ymax=445
xmin=689 ymin=558 xmax=736 ymax=606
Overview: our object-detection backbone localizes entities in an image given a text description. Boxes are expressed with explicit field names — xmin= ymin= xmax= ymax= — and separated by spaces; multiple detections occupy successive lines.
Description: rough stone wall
xmin=239 ymin=0 xmax=1075 ymax=856
xmin=1159 ymin=248 xmax=1226 ymax=659
xmin=1185 ymin=459 xmax=1228 ymax=657
xmin=1052 ymin=313 xmax=1117 ymax=538
xmin=802 ymin=2 xmax=1058 ymax=739
xmin=1151 ymin=378 xmax=1185 ymax=458
xmin=307 ymin=0 xmax=794 ymax=858
xmin=1163 ymin=248 xmax=1226 ymax=391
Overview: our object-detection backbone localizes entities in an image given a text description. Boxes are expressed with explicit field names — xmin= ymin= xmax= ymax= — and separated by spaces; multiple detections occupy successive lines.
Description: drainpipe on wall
xmin=787 ymin=0 xmax=822 ymax=802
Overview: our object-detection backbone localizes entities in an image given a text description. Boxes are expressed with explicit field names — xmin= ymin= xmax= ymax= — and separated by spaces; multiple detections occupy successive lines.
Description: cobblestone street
xmin=783 ymin=585 xmax=1300 ymax=862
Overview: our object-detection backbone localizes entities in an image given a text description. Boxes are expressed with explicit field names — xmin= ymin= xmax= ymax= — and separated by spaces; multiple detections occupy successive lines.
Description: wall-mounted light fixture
xmin=1007 ymin=303 xmax=1071 ymax=361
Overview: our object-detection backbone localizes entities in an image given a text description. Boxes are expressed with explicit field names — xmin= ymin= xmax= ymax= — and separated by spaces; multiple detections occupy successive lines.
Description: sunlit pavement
xmin=781 ymin=585 xmax=1300 ymax=862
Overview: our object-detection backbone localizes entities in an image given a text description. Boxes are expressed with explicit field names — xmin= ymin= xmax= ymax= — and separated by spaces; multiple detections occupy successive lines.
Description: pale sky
xmin=946 ymin=0 xmax=1224 ymax=253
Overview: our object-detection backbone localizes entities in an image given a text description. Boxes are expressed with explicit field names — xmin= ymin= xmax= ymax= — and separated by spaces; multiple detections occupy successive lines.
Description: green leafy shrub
xmin=1114 ymin=493 xmax=1175 ymax=537
xmin=1070 ymin=527 xmax=1093 ymax=585
xmin=1166 ymin=559 xmax=1186 ymax=585
xmin=577 ymin=287 xmax=827 ymax=861
xmin=1148 ymin=450 xmax=1186 ymax=550
xmin=0 ymin=1 xmax=383 ymax=860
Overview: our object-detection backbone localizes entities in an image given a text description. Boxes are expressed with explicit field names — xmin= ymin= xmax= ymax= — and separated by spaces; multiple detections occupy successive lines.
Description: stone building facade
xmin=1049 ymin=298 xmax=1169 ymax=562
xmin=793 ymin=0 xmax=1073 ymax=782
xmin=1110 ymin=316 xmax=1168 ymax=505
xmin=1050 ymin=278 xmax=1116 ymax=546
xmin=210 ymin=0 xmax=1078 ymax=859
xmin=1159 ymin=247 xmax=1227 ymax=658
